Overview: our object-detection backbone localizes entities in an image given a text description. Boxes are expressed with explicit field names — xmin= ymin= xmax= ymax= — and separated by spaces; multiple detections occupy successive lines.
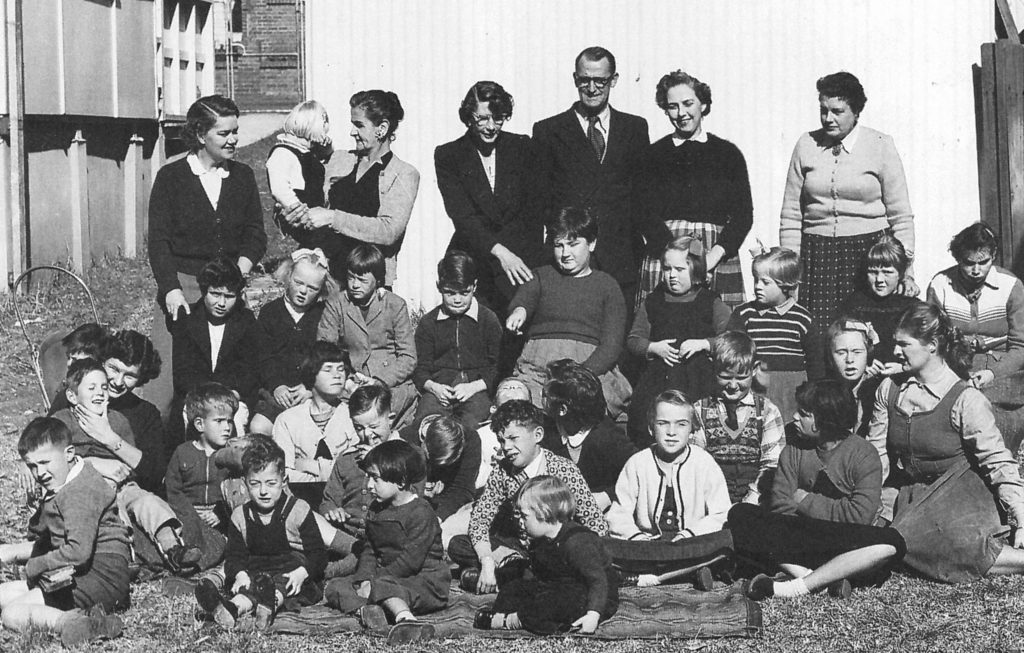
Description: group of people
xmin=3 ymin=43 xmax=1024 ymax=648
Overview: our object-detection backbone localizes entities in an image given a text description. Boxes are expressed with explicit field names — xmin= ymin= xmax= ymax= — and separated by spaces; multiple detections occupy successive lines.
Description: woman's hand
xmin=900 ymin=277 xmax=921 ymax=298
xmin=678 ymin=339 xmax=710 ymax=360
xmin=571 ymin=610 xmax=601 ymax=634
xmin=304 ymin=207 xmax=335 ymax=229
xmin=280 ymin=202 xmax=310 ymax=226
xmin=970 ymin=369 xmax=996 ymax=389
xmin=505 ymin=308 xmax=527 ymax=334
xmin=491 ymin=244 xmax=534 ymax=286
xmin=425 ymin=380 xmax=454 ymax=407
xmin=164 ymin=289 xmax=191 ymax=321
xmin=452 ymin=380 xmax=486 ymax=403
xmin=648 ymin=340 xmax=681 ymax=366
xmin=705 ymin=245 xmax=727 ymax=273
xmin=283 ymin=566 xmax=309 ymax=596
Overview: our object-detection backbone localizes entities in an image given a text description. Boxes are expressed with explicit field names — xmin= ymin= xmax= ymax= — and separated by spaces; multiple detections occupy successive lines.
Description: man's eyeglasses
xmin=471 ymin=113 xmax=506 ymax=128
xmin=574 ymin=74 xmax=614 ymax=89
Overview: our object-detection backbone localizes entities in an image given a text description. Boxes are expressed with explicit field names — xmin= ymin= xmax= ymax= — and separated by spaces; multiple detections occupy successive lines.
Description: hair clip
xmin=292 ymin=247 xmax=329 ymax=270
xmin=748 ymin=238 xmax=769 ymax=258
xmin=687 ymin=237 xmax=706 ymax=257
xmin=842 ymin=319 xmax=879 ymax=346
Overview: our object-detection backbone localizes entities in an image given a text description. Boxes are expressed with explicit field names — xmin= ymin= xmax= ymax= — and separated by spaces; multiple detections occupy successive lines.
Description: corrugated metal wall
xmin=305 ymin=0 xmax=992 ymax=311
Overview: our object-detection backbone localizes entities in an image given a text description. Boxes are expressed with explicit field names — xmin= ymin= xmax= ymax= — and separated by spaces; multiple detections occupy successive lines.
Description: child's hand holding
xmin=648 ymin=340 xmax=681 ymax=367
xmin=323 ymin=507 xmax=350 ymax=525
xmin=452 ymin=380 xmax=486 ymax=403
xmin=232 ymin=571 xmax=251 ymax=594
xmin=505 ymin=307 xmax=528 ymax=334
xmin=970 ymin=369 xmax=996 ymax=389
xmin=197 ymin=507 xmax=221 ymax=528
xmin=571 ymin=610 xmax=601 ymax=634
xmin=425 ymin=380 xmax=455 ymax=407
xmin=283 ymin=566 xmax=309 ymax=596
xmin=636 ymin=574 xmax=661 ymax=588
xmin=678 ymin=338 xmax=711 ymax=360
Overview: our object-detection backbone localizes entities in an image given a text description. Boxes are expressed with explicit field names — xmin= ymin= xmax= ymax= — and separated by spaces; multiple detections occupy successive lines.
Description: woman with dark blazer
xmin=434 ymin=81 xmax=544 ymax=314
xmin=145 ymin=94 xmax=267 ymax=420
xmin=285 ymin=90 xmax=419 ymax=287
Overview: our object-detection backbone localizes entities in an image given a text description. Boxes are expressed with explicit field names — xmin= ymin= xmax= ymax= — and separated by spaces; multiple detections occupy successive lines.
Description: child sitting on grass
xmin=325 ymin=440 xmax=447 ymax=644
xmin=418 ymin=415 xmax=481 ymax=542
xmin=165 ymin=383 xmax=237 ymax=571
xmin=53 ymin=359 xmax=202 ymax=574
xmin=690 ymin=332 xmax=785 ymax=505
xmin=412 ymin=250 xmax=501 ymax=434
xmin=606 ymin=390 xmax=732 ymax=589
xmin=318 ymin=244 xmax=418 ymax=428
xmin=730 ymin=379 xmax=905 ymax=601
xmin=506 ymin=207 xmax=631 ymax=417
xmin=195 ymin=435 xmax=326 ymax=630
xmin=272 ymin=341 xmax=359 ymax=492
xmin=0 ymin=418 xmax=128 ymax=648
xmin=473 ymin=476 xmax=618 ymax=635
xmin=448 ymin=400 xmax=607 ymax=595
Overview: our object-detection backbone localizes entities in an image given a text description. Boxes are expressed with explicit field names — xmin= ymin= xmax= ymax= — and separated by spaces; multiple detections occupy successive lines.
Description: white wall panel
xmin=307 ymin=0 xmax=993 ymax=311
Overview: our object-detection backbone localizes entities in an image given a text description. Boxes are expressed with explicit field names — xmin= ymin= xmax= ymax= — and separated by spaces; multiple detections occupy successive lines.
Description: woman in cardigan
xmin=927 ymin=223 xmax=1024 ymax=389
xmin=867 ymin=303 xmax=1024 ymax=582
xmin=145 ymin=94 xmax=267 ymax=420
xmin=284 ymin=90 xmax=419 ymax=286
xmin=636 ymin=71 xmax=752 ymax=310
xmin=779 ymin=72 xmax=917 ymax=332
xmin=435 ymin=81 xmax=544 ymax=315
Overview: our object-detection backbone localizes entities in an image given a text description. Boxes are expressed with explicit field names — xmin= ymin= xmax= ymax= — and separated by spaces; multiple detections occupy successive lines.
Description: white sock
xmin=774 ymin=577 xmax=810 ymax=598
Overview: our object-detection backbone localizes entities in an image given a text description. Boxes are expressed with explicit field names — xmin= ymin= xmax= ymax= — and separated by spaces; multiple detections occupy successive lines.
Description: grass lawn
xmin=2 ymin=140 xmax=1023 ymax=651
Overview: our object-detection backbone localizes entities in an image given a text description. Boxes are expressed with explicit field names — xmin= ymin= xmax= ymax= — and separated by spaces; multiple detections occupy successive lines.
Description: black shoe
xmin=250 ymin=573 xmax=278 ymax=630
xmin=743 ymin=573 xmax=775 ymax=601
xmin=827 ymin=578 xmax=852 ymax=599
xmin=195 ymin=578 xmax=238 ymax=629
xmin=166 ymin=544 xmax=202 ymax=574
xmin=459 ymin=567 xmax=480 ymax=593
xmin=387 ymin=619 xmax=435 ymax=645
xmin=473 ymin=609 xmax=495 ymax=630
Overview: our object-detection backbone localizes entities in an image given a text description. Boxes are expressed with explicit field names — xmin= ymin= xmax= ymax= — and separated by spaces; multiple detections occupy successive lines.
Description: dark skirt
xmin=891 ymin=458 xmax=1007 ymax=583
xmin=728 ymin=503 xmax=906 ymax=572
xmin=800 ymin=230 xmax=889 ymax=333
xmin=626 ymin=355 xmax=715 ymax=447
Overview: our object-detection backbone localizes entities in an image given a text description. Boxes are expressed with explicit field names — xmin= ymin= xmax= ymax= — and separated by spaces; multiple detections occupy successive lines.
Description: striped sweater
xmin=727 ymin=300 xmax=824 ymax=376
xmin=927 ymin=265 xmax=1024 ymax=378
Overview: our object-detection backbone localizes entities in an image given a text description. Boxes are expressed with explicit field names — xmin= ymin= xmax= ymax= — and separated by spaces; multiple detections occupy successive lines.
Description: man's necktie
xmin=588 ymin=115 xmax=605 ymax=162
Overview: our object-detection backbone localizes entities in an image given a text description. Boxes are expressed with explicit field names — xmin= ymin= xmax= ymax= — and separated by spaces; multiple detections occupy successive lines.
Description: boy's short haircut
xmin=662 ymin=236 xmax=708 ymax=286
xmin=711 ymin=331 xmax=759 ymax=375
xmin=419 ymin=415 xmax=466 ymax=474
xmin=18 ymin=417 xmax=73 ymax=457
xmin=517 ymin=475 xmax=575 ymax=524
xmin=185 ymin=382 xmax=239 ymax=424
xmin=299 ymin=341 xmax=350 ymax=389
xmin=359 ymin=439 xmax=426 ymax=487
xmin=349 ymin=383 xmax=392 ymax=419
xmin=646 ymin=388 xmax=695 ymax=429
xmin=491 ymin=399 xmax=545 ymax=437
xmin=795 ymin=379 xmax=858 ymax=438
xmin=949 ymin=222 xmax=999 ymax=261
xmin=437 ymin=250 xmax=478 ymax=290
xmin=62 ymin=323 xmax=108 ymax=360
xmin=65 ymin=358 xmax=106 ymax=392
xmin=546 ymin=206 xmax=598 ymax=245
xmin=346 ymin=244 xmax=387 ymax=289
xmin=864 ymin=234 xmax=910 ymax=276
xmin=751 ymin=247 xmax=801 ymax=292
xmin=543 ymin=359 xmax=606 ymax=433
xmin=198 ymin=256 xmax=246 ymax=295
xmin=102 ymin=329 xmax=162 ymax=385
xmin=494 ymin=377 xmax=532 ymax=404
xmin=241 ymin=434 xmax=286 ymax=477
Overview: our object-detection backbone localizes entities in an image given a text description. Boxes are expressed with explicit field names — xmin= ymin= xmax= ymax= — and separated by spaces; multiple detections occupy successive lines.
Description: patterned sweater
xmin=727 ymin=300 xmax=824 ymax=376
xmin=469 ymin=448 xmax=607 ymax=546
xmin=927 ymin=265 xmax=1024 ymax=378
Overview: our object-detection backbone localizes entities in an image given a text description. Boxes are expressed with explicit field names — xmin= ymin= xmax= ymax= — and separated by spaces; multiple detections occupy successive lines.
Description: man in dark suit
xmin=533 ymin=46 xmax=666 ymax=312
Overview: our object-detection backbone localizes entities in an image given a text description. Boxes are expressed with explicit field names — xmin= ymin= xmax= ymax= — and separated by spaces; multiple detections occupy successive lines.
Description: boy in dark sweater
xmin=412 ymin=251 xmax=501 ymax=435
xmin=0 ymin=418 xmax=128 ymax=647
xmin=195 ymin=435 xmax=326 ymax=630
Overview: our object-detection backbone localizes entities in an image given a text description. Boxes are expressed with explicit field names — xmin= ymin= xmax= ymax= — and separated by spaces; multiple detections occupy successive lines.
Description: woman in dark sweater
xmin=146 ymin=95 xmax=266 ymax=420
xmin=636 ymin=71 xmax=752 ymax=309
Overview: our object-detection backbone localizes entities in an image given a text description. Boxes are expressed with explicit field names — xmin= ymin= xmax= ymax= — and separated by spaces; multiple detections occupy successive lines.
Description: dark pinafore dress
xmin=627 ymin=288 xmax=717 ymax=446
xmin=887 ymin=380 xmax=1008 ymax=583
xmin=323 ymin=152 xmax=394 ymax=281
xmin=270 ymin=142 xmax=326 ymax=249
xmin=699 ymin=395 xmax=765 ymax=504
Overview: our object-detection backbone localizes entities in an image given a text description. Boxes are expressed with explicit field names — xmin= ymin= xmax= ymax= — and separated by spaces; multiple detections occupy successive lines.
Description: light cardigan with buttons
xmin=606 ymin=446 xmax=731 ymax=540
xmin=272 ymin=399 xmax=359 ymax=483
xmin=779 ymin=125 xmax=914 ymax=270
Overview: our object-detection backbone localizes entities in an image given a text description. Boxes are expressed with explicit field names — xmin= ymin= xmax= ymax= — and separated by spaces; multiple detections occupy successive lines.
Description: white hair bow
xmin=292 ymin=247 xmax=329 ymax=269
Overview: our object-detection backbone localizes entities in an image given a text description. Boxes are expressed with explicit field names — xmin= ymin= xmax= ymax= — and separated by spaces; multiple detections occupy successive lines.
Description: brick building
xmin=215 ymin=0 xmax=304 ymax=111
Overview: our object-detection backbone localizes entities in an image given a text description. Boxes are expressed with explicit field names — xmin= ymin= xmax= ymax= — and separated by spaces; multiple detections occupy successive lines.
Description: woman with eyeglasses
xmin=635 ymin=71 xmax=752 ymax=311
xmin=435 ymin=81 xmax=544 ymax=316
xmin=282 ymin=90 xmax=419 ymax=286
